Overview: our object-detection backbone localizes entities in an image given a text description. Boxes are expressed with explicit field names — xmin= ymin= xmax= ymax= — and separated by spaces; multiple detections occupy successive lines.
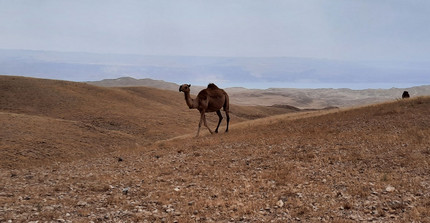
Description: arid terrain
xmin=1 ymin=76 xmax=430 ymax=222
xmin=0 ymin=76 xmax=297 ymax=169
xmin=88 ymin=77 xmax=430 ymax=109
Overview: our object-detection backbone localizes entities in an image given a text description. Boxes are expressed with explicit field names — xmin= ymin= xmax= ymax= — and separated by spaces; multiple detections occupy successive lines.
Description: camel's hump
xmin=207 ymin=83 xmax=219 ymax=89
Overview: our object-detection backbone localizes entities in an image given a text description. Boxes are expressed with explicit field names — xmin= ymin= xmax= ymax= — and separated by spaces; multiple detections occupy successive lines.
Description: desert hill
xmin=87 ymin=76 xmax=180 ymax=91
xmin=227 ymin=85 xmax=430 ymax=108
xmin=1 ymin=92 xmax=429 ymax=221
xmin=0 ymin=75 xmax=297 ymax=168
xmin=88 ymin=76 xmax=430 ymax=109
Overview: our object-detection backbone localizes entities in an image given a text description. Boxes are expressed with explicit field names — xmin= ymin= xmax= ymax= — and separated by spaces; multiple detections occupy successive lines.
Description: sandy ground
xmin=1 ymin=97 xmax=429 ymax=222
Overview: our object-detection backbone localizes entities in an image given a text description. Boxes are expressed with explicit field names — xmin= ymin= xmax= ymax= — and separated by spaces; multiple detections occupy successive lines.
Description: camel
xmin=179 ymin=83 xmax=230 ymax=137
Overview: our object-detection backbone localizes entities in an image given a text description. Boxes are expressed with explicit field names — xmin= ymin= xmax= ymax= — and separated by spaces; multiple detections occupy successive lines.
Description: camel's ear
xmin=188 ymin=84 xmax=191 ymax=88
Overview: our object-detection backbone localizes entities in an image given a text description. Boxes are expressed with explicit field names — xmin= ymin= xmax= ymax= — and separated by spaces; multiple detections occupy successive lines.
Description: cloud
xmin=1 ymin=1 xmax=429 ymax=61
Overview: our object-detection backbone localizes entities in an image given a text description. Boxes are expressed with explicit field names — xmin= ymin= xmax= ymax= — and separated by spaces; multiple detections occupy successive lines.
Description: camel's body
xmin=179 ymin=83 xmax=230 ymax=137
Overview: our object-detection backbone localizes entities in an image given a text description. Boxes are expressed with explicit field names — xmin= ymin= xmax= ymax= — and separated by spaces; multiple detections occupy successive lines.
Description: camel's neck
xmin=183 ymin=91 xmax=197 ymax=109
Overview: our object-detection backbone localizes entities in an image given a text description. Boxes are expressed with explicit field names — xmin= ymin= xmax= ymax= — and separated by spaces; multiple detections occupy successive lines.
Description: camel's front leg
xmin=197 ymin=111 xmax=213 ymax=137
xmin=196 ymin=114 xmax=203 ymax=137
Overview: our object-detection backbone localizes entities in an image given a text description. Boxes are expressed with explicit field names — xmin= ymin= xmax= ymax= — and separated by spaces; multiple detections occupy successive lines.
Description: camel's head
xmin=179 ymin=84 xmax=191 ymax=93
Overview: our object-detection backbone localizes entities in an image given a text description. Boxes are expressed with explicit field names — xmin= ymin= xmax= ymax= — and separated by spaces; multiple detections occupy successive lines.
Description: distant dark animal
xmin=402 ymin=91 xmax=410 ymax=99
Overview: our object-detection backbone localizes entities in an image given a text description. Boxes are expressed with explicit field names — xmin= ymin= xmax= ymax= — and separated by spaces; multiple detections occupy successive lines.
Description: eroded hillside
xmin=1 ymin=92 xmax=429 ymax=222
xmin=88 ymin=76 xmax=430 ymax=109
xmin=0 ymin=76 xmax=295 ymax=168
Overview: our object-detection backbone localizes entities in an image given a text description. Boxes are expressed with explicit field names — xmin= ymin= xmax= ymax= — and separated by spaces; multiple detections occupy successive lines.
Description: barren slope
xmin=87 ymin=77 xmax=430 ymax=109
xmin=0 ymin=75 xmax=295 ymax=168
xmin=227 ymin=86 xmax=430 ymax=108
xmin=1 ymin=96 xmax=429 ymax=222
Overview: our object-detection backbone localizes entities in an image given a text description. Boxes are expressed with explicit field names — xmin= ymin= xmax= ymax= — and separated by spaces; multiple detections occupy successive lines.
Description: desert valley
xmin=1 ymin=75 xmax=430 ymax=222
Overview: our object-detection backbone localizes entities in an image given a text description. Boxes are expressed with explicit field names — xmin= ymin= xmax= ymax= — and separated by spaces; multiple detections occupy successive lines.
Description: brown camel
xmin=179 ymin=83 xmax=230 ymax=137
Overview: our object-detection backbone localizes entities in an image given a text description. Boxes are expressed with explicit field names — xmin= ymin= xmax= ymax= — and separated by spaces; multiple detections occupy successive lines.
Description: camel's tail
xmin=223 ymin=91 xmax=230 ymax=111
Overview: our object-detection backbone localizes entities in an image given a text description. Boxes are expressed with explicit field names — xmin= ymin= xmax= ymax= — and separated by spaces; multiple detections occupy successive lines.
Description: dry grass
xmin=0 ymin=76 xmax=294 ymax=169
xmin=1 ymin=76 xmax=430 ymax=222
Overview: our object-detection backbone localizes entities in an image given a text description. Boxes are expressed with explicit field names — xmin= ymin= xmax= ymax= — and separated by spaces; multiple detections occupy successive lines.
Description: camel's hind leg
xmin=223 ymin=94 xmax=230 ymax=133
xmin=215 ymin=110 xmax=223 ymax=133
xmin=225 ymin=110 xmax=230 ymax=132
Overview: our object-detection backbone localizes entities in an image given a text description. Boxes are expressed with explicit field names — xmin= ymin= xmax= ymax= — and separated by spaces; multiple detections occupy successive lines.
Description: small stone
xmin=122 ymin=187 xmax=130 ymax=195
xmin=77 ymin=201 xmax=87 ymax=207
xmin=174 ymin=187 xmax=180 ymax=192
xmin=276 ymin=200 xmax=284 ymax=208
xmin=165 ymin=208 xmax=174 ymax=213
xmin=386 ymin=185 xmax=395 ymax=192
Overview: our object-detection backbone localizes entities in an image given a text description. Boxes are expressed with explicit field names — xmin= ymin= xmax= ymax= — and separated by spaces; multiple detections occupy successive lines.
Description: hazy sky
xmin=1 ymin=0 xmax=430 ymax=61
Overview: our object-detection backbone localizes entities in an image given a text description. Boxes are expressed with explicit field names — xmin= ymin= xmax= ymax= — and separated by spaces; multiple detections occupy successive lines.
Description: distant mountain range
xmin=88 ymin=76 xmax=180 ymax=91
xmin=2 ymin=49 xmax=430 ymax=108
xmin=1 ymin=49 xmax=429 ymax=89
